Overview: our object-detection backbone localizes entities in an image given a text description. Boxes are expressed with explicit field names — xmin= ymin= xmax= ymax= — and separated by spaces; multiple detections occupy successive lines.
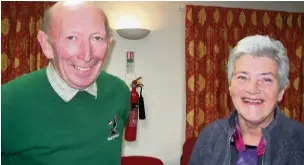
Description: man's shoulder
xmin=2 ymin=68 xmax=47 ymax=108
xmin=97 ymin=71 xmax=129 ymax=91
xmin=2 ymin=68 xmax=47 ymax=92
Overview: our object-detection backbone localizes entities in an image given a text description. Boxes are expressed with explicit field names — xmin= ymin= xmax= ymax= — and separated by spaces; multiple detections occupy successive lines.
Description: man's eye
xmin=93 ymin=36 xmax=104 ymax=41
xmin=66 ymin=36 xmax=76 ymax=40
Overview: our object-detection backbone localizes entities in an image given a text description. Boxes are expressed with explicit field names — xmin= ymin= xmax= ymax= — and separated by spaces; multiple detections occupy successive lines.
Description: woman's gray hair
xmin=227 ymin=35 xmax=290 ymax=91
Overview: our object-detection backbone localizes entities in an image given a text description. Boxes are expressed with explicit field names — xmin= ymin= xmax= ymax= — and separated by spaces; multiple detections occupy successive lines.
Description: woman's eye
xmin=263 ymin=78 xmax=273 ymax=82
xmin=237 ymin=76 xmax=247 ymax=80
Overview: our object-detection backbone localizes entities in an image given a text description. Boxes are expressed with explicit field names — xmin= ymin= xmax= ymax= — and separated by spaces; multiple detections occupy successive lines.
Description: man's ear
xmin=107 ymin=33 xmax=113 ymax=47
xmin=278 ymin=84 xmax=288 ymax=102
xmin=37 ymin=31 xmax=54 ymax=59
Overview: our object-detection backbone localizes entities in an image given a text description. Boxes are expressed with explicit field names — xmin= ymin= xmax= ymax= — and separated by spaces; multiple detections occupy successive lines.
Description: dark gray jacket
xmin=189 ymin=107 xmax=304 ymax=165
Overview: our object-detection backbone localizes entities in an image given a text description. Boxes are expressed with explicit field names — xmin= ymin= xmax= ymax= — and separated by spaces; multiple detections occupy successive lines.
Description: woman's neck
xmin=238 ymin=112 xmax=274 ymax=145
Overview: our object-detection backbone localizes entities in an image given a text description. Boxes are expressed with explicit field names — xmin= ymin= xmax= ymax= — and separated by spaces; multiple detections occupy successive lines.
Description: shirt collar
xmin=46 ymin=62 xmax=97 ymax=102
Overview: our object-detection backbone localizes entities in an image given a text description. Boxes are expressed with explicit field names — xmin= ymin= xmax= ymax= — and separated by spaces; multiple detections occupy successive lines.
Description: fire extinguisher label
xmin=125 ymin=51 xmax=136 ymax=89
xmin=126 ymin=51 xmax=135 ymax=74
xmin=129 ymin=109 xmax=138 ymax=127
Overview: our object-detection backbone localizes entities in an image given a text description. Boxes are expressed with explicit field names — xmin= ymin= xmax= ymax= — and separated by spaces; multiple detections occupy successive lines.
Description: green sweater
xmin=1 ymin=68 xmax=130 ymax=165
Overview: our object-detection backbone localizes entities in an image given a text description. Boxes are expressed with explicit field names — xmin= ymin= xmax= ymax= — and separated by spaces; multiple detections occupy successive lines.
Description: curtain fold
xmin=185 ymin=5 xmax=304 ymax=139
xmin=1 ymin=1 xmax=55 ymax=84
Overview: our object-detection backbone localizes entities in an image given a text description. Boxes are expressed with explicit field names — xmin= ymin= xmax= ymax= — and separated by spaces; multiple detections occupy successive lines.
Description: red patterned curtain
xmin=1 ymin=1 xmax=55 ymax=84
xmin=185 ymin=5 xmax=304 ymax=139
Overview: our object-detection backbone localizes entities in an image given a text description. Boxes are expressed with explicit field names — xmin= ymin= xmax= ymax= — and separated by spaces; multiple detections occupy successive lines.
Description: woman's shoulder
xmin=196 ymin=118 xmax=231 ymax=143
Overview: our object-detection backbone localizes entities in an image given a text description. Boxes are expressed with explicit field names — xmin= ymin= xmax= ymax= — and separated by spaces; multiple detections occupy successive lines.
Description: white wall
xmin=95 ymin=2 xmax=304 ymax=165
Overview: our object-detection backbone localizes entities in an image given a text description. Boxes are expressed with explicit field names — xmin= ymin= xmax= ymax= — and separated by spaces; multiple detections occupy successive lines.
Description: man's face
xmin=229 ymin=55 xmax=286 ymax=124
xmin=46 ymin=5 xmax=111 ymax=89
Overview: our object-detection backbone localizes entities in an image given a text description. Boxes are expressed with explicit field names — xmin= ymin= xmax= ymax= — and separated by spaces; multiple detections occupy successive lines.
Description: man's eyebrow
xmin=91 ymin=32 xmax=101 ymax=35
xmin=90 ymin=32 xmax=107 ymax=37
xmin=70 ymin=31 xmax=81 ymax=34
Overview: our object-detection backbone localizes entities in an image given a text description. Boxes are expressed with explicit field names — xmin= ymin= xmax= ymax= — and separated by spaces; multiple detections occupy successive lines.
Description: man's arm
xmin=122 ymin=85 xmax=130 ymax=126
xmin=1 ymin=88 xmax=11 ymax=165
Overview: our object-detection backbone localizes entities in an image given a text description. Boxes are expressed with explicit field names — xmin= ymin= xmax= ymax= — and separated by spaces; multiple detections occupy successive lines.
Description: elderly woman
xmin=189 ymin=35 xmax=304 ymax=165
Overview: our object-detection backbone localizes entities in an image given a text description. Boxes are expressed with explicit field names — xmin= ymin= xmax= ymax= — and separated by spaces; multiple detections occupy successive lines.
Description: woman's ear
xmin=37 ymin=31 xmax=54 ymax=59
xmin=278 ymin=84 xmax=288 ymax=102
xmin=228 ymin=85 xmax=232 ymax=96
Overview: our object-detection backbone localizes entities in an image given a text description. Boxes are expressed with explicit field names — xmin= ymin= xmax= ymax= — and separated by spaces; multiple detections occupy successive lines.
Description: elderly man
xmin=189 ymin=35 xmax=304 ymax=165
xmin=2 ymin=2 xmax=130 ymax=165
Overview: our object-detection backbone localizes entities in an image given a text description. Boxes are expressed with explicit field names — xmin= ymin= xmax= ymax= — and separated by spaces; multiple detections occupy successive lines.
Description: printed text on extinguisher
xmin=128 ymin=104 xmax=138 ymax=127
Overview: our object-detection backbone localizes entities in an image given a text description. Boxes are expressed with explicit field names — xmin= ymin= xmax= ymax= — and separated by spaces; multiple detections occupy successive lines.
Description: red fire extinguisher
xmin=125 ymin=77 xmax=141 ymax=141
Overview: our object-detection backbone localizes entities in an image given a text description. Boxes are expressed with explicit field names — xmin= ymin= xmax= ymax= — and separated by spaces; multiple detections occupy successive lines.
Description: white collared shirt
xmin=46 ymin=62 xmax=97 ymax=102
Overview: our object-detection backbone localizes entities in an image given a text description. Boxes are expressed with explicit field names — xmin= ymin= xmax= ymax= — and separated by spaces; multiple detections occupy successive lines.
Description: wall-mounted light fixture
xmin=116 ymin=28 xmax=150 ymax=40
xmin=115 ymin=15 xmax=150 ymax=40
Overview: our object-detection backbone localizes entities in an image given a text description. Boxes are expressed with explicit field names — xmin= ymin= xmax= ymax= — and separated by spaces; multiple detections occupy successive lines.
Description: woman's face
xmin=229 ymin=55 xmax=287 ymax=124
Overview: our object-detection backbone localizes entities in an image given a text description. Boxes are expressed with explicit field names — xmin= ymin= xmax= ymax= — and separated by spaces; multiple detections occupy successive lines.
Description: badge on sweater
xmin=107 ymin=115 xmax=120 ymax=141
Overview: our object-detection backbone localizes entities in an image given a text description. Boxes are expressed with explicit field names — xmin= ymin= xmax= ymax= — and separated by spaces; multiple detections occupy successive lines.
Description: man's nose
xmin=77 ymin=42 xmax=92 ymax=62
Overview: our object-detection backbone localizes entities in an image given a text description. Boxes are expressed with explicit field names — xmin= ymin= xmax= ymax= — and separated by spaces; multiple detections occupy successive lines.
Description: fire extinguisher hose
xmin=138 ymin=86 xmax=146 ymax=120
